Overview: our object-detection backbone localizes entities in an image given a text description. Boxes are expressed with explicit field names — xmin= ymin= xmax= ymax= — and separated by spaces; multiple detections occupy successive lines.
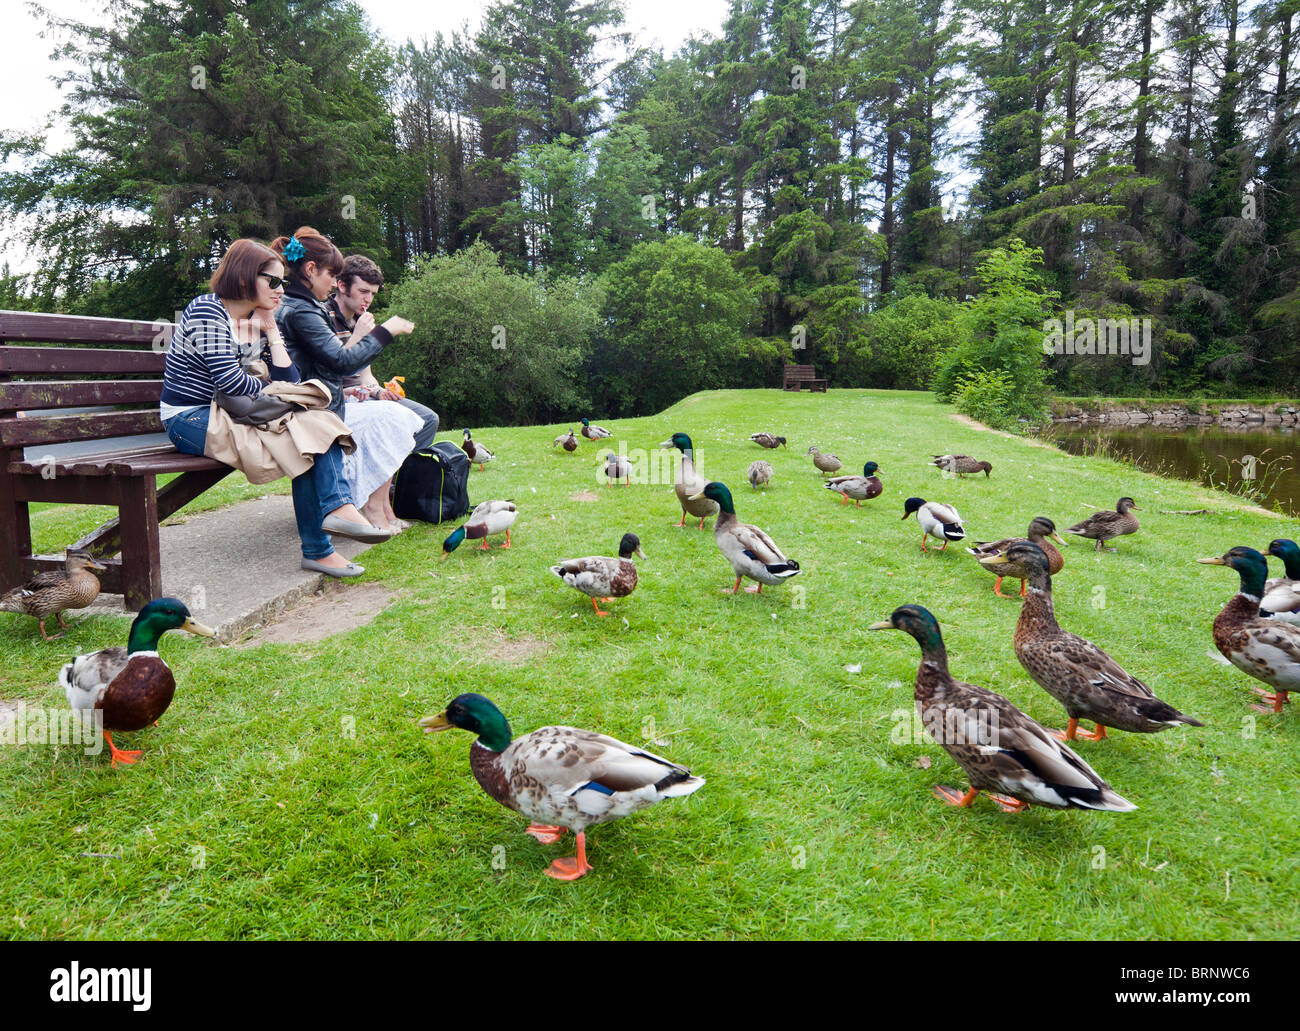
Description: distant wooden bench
xmin=0 ymin=310 xmax=232 ymax=611
xmin=782 ymin=364 xmax=827 ymax=392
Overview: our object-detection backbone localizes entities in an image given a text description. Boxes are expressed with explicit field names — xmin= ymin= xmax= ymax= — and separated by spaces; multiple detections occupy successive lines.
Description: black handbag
xmin=213 ymin=390 xmax=302 ymax=426
xmin=392 ymin=442 xmax=471 ymax=524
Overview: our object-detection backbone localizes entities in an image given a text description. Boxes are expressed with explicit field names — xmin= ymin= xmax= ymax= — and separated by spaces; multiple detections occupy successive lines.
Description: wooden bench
xmin=782 ymin=364 xmax=827 ymax=392
xmin=0 ymin=310 xmax=232 ymax=611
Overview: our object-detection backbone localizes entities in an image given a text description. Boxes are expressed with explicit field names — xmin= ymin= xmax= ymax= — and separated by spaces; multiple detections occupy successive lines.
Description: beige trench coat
xmin=204 ymin=379 xmax=355 ymax=484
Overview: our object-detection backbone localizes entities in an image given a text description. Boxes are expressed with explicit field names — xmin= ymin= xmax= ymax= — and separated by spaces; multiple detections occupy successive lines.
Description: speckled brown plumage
xmin=1212 ymin=593 xmax=1300 ymax=692
xmin=1066 ymin=498 xmax=1139 ymax=551
xmin=1 ymin=552 xmax=103 ymax=637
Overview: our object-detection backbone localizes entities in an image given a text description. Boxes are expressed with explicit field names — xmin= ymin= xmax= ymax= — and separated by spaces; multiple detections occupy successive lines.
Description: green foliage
xmin=840 ymin=293 xmax=962 ymax=389
xmin=593 ymin=238 xmax=757 ymax=416
xmin=951 ymin=368 xmax=1019 ymax=429
xmin=934 ymin=239 xmax=1056 ymax=423
xmin=381 ymin=242 xmax=598 ymax=426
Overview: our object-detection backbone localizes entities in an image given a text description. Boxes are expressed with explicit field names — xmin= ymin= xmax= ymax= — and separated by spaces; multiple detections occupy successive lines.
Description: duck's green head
xmin=581 ymin=418 xmax=591 ymax=427
xmin=862 ymin=462 xmax=879 ymax=477
xmin=419 ymin=693 xmax=513 ymax=752
xmin=659 ymin=432 xmax=694 ymax=454
xmin=1198 ymin=546 xmax=1269 ymax=599
xmin=619 ymin=532 xmax=646 ymax=560
xmin=127 ymin=597 xmax=216 ymax=654
xmin=868 ymin=604 xmax=947 ymax=658
xmin=441 ymin=525 xmax=467 ymax=560
xmin=690 ymin=481 xmax=735 ymax=514
xmin=1266 ymin=539 xmax=1300 ymax=579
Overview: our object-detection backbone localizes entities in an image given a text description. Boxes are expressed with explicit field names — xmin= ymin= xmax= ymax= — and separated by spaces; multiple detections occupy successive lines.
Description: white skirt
xmin=342 ymin=399 xmax=422 ymax=502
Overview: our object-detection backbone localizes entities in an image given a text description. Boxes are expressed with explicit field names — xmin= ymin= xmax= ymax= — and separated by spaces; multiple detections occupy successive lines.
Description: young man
xmin=327 ymin=255 xmax=440 ymax=450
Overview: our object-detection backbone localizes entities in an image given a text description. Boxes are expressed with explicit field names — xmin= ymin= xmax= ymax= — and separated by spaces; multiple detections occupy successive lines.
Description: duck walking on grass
xmin=1198 ymin=546 xmax=1300 ymax=714
xmin=2 ymin=550 xmax=106 ymax=641
xmin=689 ymin=481 xmax=800 ymax=594
xmin=551 ymin=533 xmax=644 ymax=616
xmin=441 ymin=501 xmax=518 ymax=558
xmin=825 ymin=462 xmax=882 ymax=506
xmin=806 ymin=446 xmax=842 ymax=477
xmin=967 ymin=516 xmax=1066 ymax=597
xmin=931 ymin=454 xmax=993 ymax=478
xmin=461 ymin=429 xmax=494 ymax=471
xmin=603 ymin=450 xmax=631 ymax=486
xmin=747 ymin=460 xmax=773 ymax=489
xmin=661 ymin=432 xmax=718 ymax=528
xmin=553 ymin=429 xmax=578 ymax=452
xmin=59 ymin=598 xmax=215 ymax=768
xmin=1066 ymin=497 xmax=1139 ymax=552
xmin=990 ymin=541 xmax=1203 ymax=741
xmin=749 ymin=432 xmax=787 ymax=449
xmin=902 ymin=497 xmax=965 ymax=551
xmin=869 ymin=605 xmax=1137 ymax=813
xmin=419 ymin=693 xmax=704 ymax=881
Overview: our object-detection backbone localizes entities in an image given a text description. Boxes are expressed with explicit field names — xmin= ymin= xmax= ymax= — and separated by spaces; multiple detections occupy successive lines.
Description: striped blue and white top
xmin=160 ymin=294 xmax=298 ymax=418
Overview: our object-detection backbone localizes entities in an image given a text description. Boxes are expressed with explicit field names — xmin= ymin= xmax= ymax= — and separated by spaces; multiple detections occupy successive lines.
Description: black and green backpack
xmin=392 ymin=441 xmax=471 ymax=524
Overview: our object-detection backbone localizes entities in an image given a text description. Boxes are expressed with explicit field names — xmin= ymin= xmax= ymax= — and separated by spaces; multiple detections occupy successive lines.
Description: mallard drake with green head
xmin=1 ymin=550 xmax=107 ymax=640
xmin=749 ymin=433 xmax=787 ymax=449
xmin=441 ymin=501 xmax=518 ymax=559
xmin=581 ymin=418 xmax=613 ymax=440
xmin=903 ymin=497 xmax=965 ymax=551
xmin=1066 ymin=498 xmax=1139 ymax=551
xmin=967 ymin=516 xmax=1066 ymax=597
xmin=59 ymin=597 xmax=215 ymax=767
xmin=869 ymin=605 xmax=1136 ymax=813
xmin=1198 ymin=546 xmax=1300 ymax=713
xmin=660 ymin=433 xmax=718 ymax=527
xmin=825 ymin=462 xmax=882 ymax=506
xmin=461 ymin=429 xmax=494 ymax=470
xmin=988 ymin=541 xmax=1203 ymax=741
xmin=806 ymin=446 xmax=842 ymax=477
xmin=550 ymin=532 xmax=644 ymax=616
xmin=603 ymin=450 xmax=631 ymax=486
xmin=932 ymin=454 xmax=993 ymax=478
xmin=1260 ymin=539 xmax=1300 ymax=625
xmin=419 ymin=693 xmax=704 ymax=881
xmin=689 ymin=481 xmax=800 ymax=594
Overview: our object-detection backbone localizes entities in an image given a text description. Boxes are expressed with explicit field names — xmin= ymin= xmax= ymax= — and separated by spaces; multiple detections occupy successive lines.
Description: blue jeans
xmin=164 ymin=405 xmax=353 ymax=560
xmin=397 ymin=396 xmax=440 ymax=451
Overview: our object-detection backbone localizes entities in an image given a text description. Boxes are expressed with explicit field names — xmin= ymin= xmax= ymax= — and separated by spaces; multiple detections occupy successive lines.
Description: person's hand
xmin=249 ymin=307 xmax=280 ymax=340
xmin=377 ymin=389 xmax=401 ymax=401
xmin=354 ymin=311 xmax=375 ymax=337
xmin=382 ymin=316 xmax=415 ymax=336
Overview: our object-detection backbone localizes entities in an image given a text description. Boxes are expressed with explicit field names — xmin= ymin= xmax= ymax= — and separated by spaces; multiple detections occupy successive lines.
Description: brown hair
xmin=339 ymin=254 xmax=383 ymax=289
xmin=209 ymin=239 xmax=281 ymax=300
xmin=269 ymin=226 xmax=344 ymax=283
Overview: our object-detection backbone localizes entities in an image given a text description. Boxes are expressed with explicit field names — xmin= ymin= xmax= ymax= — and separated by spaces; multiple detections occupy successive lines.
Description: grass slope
xmin=1 ymin=389 xmax=1296 ymax=940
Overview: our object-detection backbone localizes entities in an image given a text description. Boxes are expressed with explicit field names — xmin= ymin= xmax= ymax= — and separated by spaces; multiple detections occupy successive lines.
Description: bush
xmin=951 ymin=369 xmax=1019 ymax=430
xmin=840 ymin=293 xmax=962 ymax=388
xmin=379 ymin=242 xmax=600 ymax=427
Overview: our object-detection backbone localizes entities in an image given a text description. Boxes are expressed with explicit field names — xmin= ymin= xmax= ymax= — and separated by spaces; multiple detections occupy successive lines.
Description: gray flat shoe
xmin=321 ymin=515 xmax=393 ymax=543
xmin=302 ymin=558 xmax=365 ymax=578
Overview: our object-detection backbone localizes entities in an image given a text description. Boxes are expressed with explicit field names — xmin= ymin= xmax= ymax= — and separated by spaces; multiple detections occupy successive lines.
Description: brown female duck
xmin=1 ymin=550 xmax=106 ymax=640
xmin=1066 ymin=497 xmax=1139 ymax=552
xmin=966 ymin=516 xmax=1067 ymax=597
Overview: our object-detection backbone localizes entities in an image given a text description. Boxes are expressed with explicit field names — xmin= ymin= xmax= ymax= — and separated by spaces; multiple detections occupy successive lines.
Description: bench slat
xmin=0 ymin=379 xmax=165 ymax=410
xmin=0 ymin=409 xmax=162 ymax=447
xmin=0 ymin=345 xmax=168 ymax=376
xmin=10 ymin=450 xmax=224 ymax=479
xmin=0 ymin=310 xmax=175 ymax=347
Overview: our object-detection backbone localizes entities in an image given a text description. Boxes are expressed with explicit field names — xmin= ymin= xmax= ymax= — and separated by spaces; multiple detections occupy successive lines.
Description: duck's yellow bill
xmin=1050 ymin=532 xmax=1069 ymax=548
xmin=418 ymin=712 xmax=453 ymax=733
xmin=182 ymin=618 xmax=217 ymax=638
xmin=1197 ymin=557 xmax=1226 ymax=565
xmin=977 ymin=550 xmax=1009 ymax=567
xmin=867 ymin=620 xmax=893 ymax=631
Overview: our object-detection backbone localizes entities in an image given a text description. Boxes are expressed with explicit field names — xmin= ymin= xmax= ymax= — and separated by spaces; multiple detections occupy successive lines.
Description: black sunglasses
xmin=258 ymin=272 xmax=287 ymax=289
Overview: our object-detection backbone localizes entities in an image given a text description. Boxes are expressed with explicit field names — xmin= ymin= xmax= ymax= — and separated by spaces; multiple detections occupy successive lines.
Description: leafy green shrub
xmin=951 ymin=369 xmax=1018 ymax=430
xmin=840 ymin=293 xmax=962 ymax=388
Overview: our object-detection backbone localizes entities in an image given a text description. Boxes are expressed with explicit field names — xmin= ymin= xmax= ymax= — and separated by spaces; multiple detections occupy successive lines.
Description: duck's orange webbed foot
xmin=104 ymin=733 xmax=142 ymax=769
xmin=544 ymin=831 xmax=592 ymax=881
xmin=525 ymin=824 xmax=565 ymax=845
xmin=932 ymin=784 xmax=979 ymax=807
xmin=1250 ymin=687 xmax=1288 ymax=714
xmin=1052 ymin=718 xmax=1081 ymax=742
xmin=985 ymin=792 xmax=1029 ymax=813
xmin=590 ymin=597 xmax=610 ymax=616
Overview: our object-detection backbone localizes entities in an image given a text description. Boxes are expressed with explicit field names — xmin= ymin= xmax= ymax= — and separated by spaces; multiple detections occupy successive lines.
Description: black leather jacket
xmin=275 ymin=282 xmax=393 ymax=415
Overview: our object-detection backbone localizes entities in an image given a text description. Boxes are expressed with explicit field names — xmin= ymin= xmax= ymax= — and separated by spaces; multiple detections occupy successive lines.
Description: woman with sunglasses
xmin=270 ymin=227 xmax=419 ymax=532
xmin=160 ymin=238 xmax=389 ymax=578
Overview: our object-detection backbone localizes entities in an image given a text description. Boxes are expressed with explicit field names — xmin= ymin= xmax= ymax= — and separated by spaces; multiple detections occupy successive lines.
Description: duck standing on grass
xmin=689 ymin=481 xmax=800 ymax=594
xmin=59 ymin=598 xmax=216 ymax=768
xmin=461 ymin=429 xmax=494 ymax=471
xmin=967 ymin=516 xmax=1067 ymax=598
xmin=553 ymin=429 xmax=578 ymax=452
xmin=806 ymin=445 xmax=842 ymax=477
xmin=748 ymin=460 xmax=773 ymax=489
xmin=603 ymin=450 xmax=632 ymax=486
xmin=868 ymin=605 xmax=1137 ymax=813
xmin=441 ymin=501 xmax=518 ymax=558
xmin=825 ymin=462 xmax=882 ymax=506
xmin=749 ymin=433 xmax=787 ymax=449
xmin=419 ymin=693 xmax=704 ymax=881
xmin=551 ymin=532 xmax=644 ymax=616
xmin=1260 ymin=539 xmax=1300 ymax=625
xmin=902 ymin=497 xmax=965 ymax=551
xmin=2 ymin=549 xmax=106 ymax=640
xmin=581 ymin=417 xmax=613 ymax=440
xmin=1198 ymin=546 xmax=1300 ymax=714
xmin=991 ymin=541 xmax=1203 ymax=741
xmin=660 ymin=432 xmax=718 ymax=528
xmin=1066 ymin=497 xmax=1139 ymax=552
xmin=931 ymin=454 xmax=993 ymax=478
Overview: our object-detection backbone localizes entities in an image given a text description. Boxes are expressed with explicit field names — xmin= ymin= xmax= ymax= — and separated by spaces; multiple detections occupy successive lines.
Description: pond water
xmin=1038 ymin=423 xmax=1300 ymax=519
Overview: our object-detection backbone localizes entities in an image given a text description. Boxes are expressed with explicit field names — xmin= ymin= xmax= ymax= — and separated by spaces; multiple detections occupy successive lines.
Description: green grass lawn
xmin=2 ymin=388 xmax=1297 ymax=940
